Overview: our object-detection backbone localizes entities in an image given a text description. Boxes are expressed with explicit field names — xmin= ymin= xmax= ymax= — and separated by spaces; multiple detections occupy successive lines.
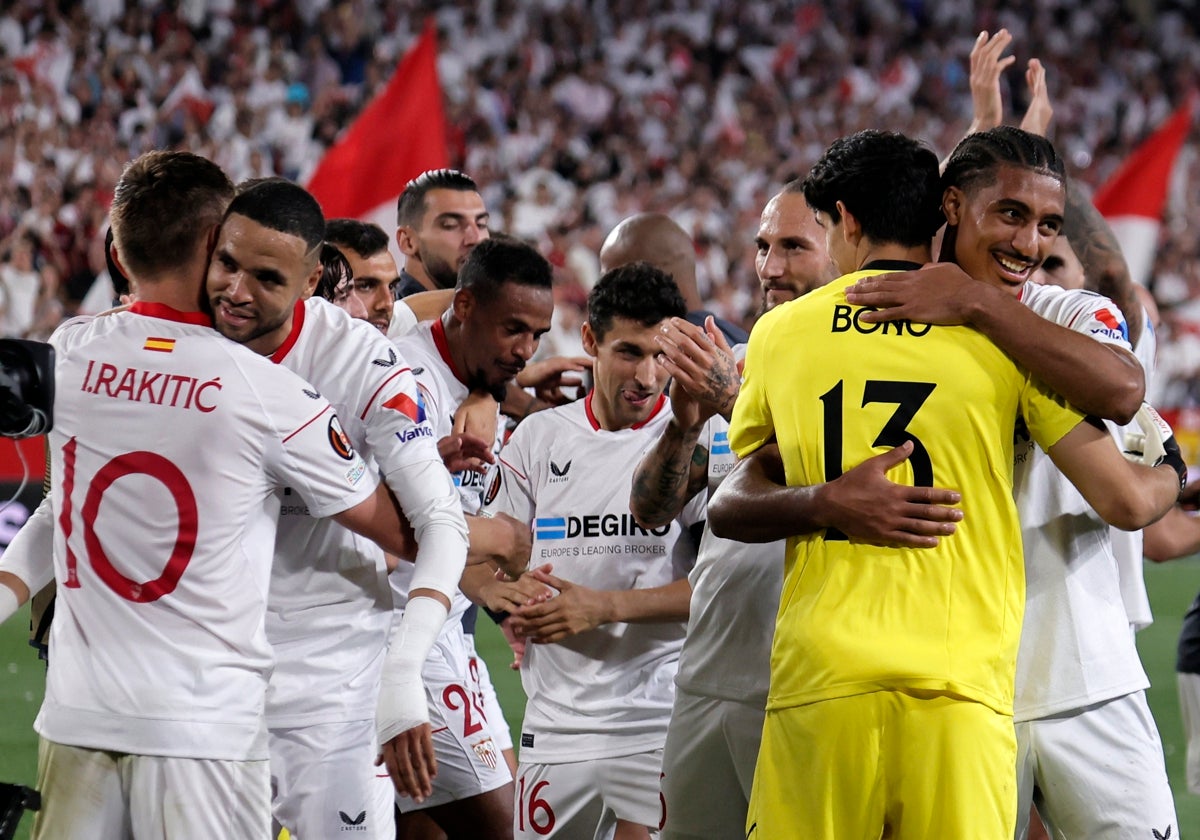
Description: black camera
xmin=0 ymin=339 xmax=53 ymax=439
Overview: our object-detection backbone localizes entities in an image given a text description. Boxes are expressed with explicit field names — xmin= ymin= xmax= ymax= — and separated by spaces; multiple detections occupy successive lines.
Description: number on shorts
xmin=60 ymin=437 xmax=199 ymax=601
xmin=517 ymin=776 xmax=556 ymax=835
xmin=443 ymin=683 xmax=484 ymax=737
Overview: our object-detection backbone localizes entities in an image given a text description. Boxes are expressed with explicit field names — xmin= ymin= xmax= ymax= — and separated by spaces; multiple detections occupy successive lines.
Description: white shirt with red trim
xmin=483 ymin=394 xmax=704 ymax=763
xmin=390 ymin=318 xmax=501 ymax=626
xmin=37 ymin=302 xmax=376 ymax=760
xmin=1013 ymin=283 xmax=1148 ymax=720
xmin=265 ymin=298 xmax=449 ymax=728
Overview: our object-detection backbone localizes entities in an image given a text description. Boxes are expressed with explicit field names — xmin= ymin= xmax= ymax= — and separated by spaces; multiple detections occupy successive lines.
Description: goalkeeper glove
xmin=1123 ymin=402 xmax=1188 ymax=494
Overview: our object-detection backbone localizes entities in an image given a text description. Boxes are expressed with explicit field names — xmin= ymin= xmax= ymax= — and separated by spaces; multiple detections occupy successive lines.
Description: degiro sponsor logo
xmin=535 ymin=514 xmax=670 ymax=540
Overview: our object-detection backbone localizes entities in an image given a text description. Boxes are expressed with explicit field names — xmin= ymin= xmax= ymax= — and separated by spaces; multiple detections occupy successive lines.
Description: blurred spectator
xmin=0 ymin=0 xmax=1196 ymax=397
xmin=0 ymin=230 xmax=53 ymax=338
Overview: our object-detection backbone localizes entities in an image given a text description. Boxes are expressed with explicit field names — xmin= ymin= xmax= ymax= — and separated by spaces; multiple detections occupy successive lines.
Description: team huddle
xmin=0 ymin=32 xmax=1192 ymax=840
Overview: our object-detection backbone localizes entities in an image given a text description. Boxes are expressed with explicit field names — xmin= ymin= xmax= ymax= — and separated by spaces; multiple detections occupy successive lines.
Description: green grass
xmin=0 ymin=605 xmax=41 ymax=840
xmin=1134 ymin=556 xmax=1200 ymax=830
xmin=4 ymin=561 xmax=1199 ymax=839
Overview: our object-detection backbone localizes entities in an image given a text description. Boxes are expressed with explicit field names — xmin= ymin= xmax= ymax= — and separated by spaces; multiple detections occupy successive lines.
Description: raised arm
xmin=630 ymin=317 xmax=738 ymax=528
xmin=708 ymin=441 xmax=962 ymax=547
xmin=965 ymin=29 xmax=1016 ymax=136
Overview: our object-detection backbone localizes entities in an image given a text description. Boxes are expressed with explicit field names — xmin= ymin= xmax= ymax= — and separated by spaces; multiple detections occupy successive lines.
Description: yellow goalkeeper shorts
xmin=746 ymin=690 xmax=1016 ymax=840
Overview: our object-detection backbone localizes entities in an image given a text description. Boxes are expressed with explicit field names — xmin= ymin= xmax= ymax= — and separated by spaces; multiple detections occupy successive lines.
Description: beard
xmin=418 ymin=245 xmax=460 ymax=290
xmin=467 ymin=367 xmax=511 ymax=403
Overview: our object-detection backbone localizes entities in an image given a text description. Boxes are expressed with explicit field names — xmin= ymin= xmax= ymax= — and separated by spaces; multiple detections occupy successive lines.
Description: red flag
xmin=1094 ymin=97 xmax=1194 ymax=285
xmin=306 ymin=22 xmax=449 ymax=222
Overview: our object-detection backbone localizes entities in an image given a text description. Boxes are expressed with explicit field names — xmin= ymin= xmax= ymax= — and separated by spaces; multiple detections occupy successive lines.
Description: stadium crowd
xmin=0 ymin=0 xmax=1198 ymax=382
xmin=1 ymin=2 xmax=1200 ymax=839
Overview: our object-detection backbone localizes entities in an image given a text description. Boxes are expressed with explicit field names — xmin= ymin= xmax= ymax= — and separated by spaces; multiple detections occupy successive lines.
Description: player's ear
xmin=396 ymin=226 xmax=417 ymax=258
xmin=581 ymin=321 xmax=598 ymax=357
xmin=110 ymin=242 xmax=130 ymax=281
xmin=452 ymin=287 xmax=474 ymax=322
xmin=204 ymin=223 xmax=221 ymax=257
xmin=836 ymin=200 xmax=861 ymax=247
xmin=942 ymin=186 xmax=965 ymax=226
xmin=301 ymin=261 xmax=321 ymax=301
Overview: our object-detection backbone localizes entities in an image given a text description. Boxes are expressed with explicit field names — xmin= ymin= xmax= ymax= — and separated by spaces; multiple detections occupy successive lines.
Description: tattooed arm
xmin=630 ymin=316 xmax=740 ymax=528
xmin=1063 ymin=182 xmax=1144 ymax=347
xmin=631 ymin=414 xmax=711 ymax=529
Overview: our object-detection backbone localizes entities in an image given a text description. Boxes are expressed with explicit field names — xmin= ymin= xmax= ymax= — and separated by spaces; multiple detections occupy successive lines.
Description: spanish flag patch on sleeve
xmin=143 ymin=337 xmax=176 ymax=353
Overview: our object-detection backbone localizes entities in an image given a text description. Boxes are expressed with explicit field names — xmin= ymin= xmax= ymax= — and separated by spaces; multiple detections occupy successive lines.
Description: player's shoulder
xmin=1019 ymin=282 xmax=1130 ymax=346
xmin=393 ymin=321 xmax=440 ymax=374
xmin=508 ymin=398 xmax=587 ymax=443
xmin=49 ymin=313 xmax=99 ymax=352
xmin=1019 ymin=281 xmax=1113 ymax=314
xmin=300 ymin=297 xmax=405 ymax=366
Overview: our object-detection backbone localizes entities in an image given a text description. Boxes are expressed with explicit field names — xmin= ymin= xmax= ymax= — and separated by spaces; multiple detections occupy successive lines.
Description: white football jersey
xmin=484 ymin=394 xmax=704 ymax=764
xmin=1109 ymin=310 xmax=1157 ymax=630
xmin=673 ymin=348 xmax=784 ymax=708
xmin=266 ymin=298 xmax=444 ymax=727
xmin=1013 ymin=283 xmax=1148 ymax=721
xmin=390 ymin=319 xmax=501 ymax=626
xmin=37 ymin=302 xmax=377 ymax=760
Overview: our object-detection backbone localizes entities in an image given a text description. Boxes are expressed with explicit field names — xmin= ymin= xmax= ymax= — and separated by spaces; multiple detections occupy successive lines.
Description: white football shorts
xmin=1014 ymin=691 xmax=1177 ymax=840
xmin=660 ymin=688 xmax=764 ymax=840
xmin=396 ymin=629 xmax=511 ymax=812
xmin=270 ymin=719 xmax=394 ymax=839
xmin=469 ymin=633 xmax=515 ymax=753
xmin=33 ymin=737 xmax=269 ymax=839
xmin=514 ymin=749 xmax=665 ymax=839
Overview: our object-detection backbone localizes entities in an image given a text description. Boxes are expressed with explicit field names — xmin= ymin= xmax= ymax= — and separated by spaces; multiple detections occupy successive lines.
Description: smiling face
xmin=582 ymin=315 xmax=671 ymax=431
xmin=755 ymin=192 xmax=833 ymax=313
xmin=207 ymin=213 xmax=319 ymax=354
xmin=944 ymin=164 xmax=1065 ymax=296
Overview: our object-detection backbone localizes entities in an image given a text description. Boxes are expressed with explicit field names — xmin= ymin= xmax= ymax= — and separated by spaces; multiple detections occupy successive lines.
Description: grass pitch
xmin=3 ymin=557 xmax=1198 ymax=838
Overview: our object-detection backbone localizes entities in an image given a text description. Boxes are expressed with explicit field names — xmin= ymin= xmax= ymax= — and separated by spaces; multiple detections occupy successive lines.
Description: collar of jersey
xmin=860 ymin=259 xmax=924 ymax=272
xmin=269 ymin=300 xmax=306 ymax=364
xmin=128 ymin=301 xmax=213 ymax=326
xmin=430 ymin=316 xmax=467 ymax=384
xmin=584 ymin=390 xmax=667 ymax=432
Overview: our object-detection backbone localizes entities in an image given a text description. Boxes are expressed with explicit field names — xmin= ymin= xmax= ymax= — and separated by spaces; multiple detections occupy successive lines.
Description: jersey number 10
xmin=59 ymin=437 xmax=198 ymax=601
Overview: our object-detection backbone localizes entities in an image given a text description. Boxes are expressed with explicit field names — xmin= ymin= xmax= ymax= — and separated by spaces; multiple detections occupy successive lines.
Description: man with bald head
xmin=600 ymin=212 xmax=748 ymax=345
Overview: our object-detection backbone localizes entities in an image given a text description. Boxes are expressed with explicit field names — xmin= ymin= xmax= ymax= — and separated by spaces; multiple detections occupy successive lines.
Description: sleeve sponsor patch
xmin=382 ymin=390 xmax=426 ymax=424
xmin=328 ymin=415 xmax=356 ymax=461
xmin=484 ymin=468 xmax=502 ymax=506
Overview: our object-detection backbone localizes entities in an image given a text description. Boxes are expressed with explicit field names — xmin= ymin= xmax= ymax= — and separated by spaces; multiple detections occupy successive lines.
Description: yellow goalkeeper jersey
xmin=729 ymin=267 xmax=1084 ymax=715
